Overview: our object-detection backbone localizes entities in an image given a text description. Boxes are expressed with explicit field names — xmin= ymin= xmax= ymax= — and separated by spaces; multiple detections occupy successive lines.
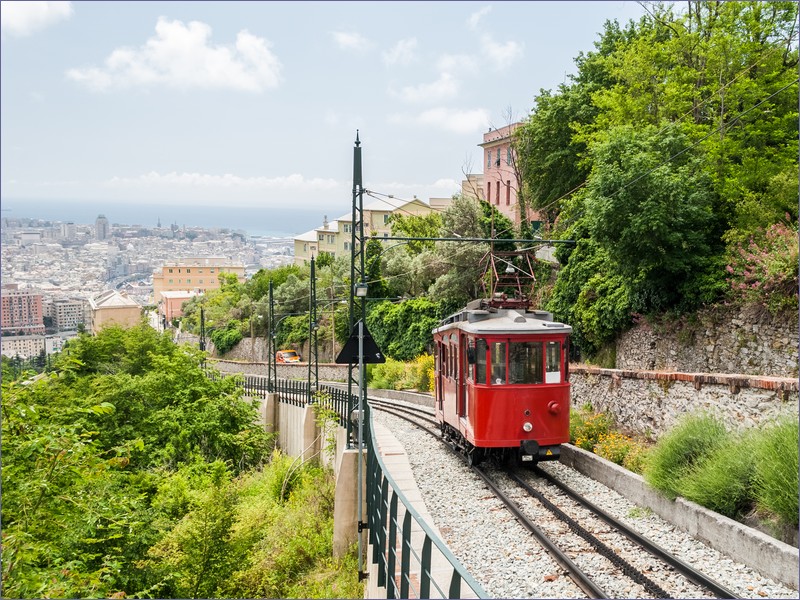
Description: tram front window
xmin=509 ymin=341 xmax=543 ymax=384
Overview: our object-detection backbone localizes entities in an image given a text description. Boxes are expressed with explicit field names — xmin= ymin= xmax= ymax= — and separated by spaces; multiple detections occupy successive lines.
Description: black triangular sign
xmin=335 ymin=320 xmax=386 ymax=364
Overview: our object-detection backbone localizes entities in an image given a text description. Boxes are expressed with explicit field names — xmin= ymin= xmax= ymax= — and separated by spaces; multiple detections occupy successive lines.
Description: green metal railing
xmin=363 ymin=400 xmax=487 ymax=599
xmin=208 ymin=369 xmax=486 ymax=598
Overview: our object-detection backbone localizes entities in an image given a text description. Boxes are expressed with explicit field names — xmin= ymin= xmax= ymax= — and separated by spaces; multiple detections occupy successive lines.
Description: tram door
xmin=458 ymin=334 xmax=467 ymax=417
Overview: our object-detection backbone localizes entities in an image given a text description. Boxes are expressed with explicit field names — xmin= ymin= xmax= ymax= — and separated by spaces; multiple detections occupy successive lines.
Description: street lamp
xmin=354 ymin=283 xmax=368 ymax=297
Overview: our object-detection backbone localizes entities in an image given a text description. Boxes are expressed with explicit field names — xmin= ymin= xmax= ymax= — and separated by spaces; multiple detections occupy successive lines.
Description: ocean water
xmin=1 ymin=198 xmax=327 ymax=238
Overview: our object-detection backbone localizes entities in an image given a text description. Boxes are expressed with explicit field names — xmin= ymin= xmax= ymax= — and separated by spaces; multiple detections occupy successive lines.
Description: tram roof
xmin=433 ymin=306 xmax=572 ymax=336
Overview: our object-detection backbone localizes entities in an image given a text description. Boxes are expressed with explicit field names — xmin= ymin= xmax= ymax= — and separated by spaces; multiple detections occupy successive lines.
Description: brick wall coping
xmin=572 ymin=364 xmax=798 ymax=392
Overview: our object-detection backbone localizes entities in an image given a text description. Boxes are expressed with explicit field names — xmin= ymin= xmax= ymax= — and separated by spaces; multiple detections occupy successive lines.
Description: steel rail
xmin=471 ymin=465 xmax=609 ymax=599
xmin=506 ymin=470 xmax=672 ymax=598
xmin=532 ymin=466 xmax=740 ymax=599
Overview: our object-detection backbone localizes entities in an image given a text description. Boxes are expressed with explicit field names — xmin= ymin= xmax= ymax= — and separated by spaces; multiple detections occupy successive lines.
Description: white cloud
xmin=105 ymin=171 xmax=340 ymax=191
xmin=480 ymin=34 xmax=523 ymax=70
xmin=435 ymin=53 xmax=478 ymax=73
xmin=467 ymin=5 xmax=492 ymax=31
xmin=330 ymin=31 xmax=371 ymax=52
xmin=1 ymin=1 xmax=72 ymax=37
xmin=66 ymin=17 xmax=282 ymax=92
xmin=393 ymin=72 xmax=459 ymax=104
xmin=390 ymin=107 xmax=490 ymax=135
xmin=382 ymin=38 xmax=417 ymax=66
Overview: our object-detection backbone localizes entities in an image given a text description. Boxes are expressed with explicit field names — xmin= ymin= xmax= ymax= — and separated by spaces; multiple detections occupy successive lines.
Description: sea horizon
xmin=0 ymin=197 xmax=331 ymax=238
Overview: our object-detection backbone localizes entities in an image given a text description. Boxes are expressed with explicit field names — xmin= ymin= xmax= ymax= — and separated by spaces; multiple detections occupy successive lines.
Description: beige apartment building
xmin=293 ymin=197 xmax=434 ymax=265
xmin=152 ymin=257 xmax=245 ymax=303
xmin=88 ymin=290 xmax=142 ymax=333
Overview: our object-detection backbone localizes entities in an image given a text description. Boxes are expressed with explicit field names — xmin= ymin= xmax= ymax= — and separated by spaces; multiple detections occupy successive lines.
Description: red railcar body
xmin=433 ymin=300 xmax=572 ymax=465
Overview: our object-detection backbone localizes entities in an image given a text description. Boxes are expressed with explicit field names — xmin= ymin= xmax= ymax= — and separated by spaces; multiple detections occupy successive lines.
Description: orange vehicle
xmin=276 ymin=349 xmax=302 ymax=363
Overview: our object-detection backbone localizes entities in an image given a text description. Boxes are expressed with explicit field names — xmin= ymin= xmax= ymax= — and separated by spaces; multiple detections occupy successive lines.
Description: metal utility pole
xmin=347 ymin=131 xmax=367 ymax=449
xmin=267 ymin=280 xmax=277 ymax=392
xmin=347 ymin=131 xmax=368 ymax=583
xmin=199 ymin=306 xmax=206 ymax=352
xmin=307 ymin=256 xmax=319 ymax=403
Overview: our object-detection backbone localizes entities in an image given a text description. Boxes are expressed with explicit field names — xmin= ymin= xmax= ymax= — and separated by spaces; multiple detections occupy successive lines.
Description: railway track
xmin=369 ymin=396 xmax=741 ymax=599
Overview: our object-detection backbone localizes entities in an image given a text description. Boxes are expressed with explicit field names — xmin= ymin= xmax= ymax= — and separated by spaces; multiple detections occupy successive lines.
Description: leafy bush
xmin=676 ymin=433 xmax=755 ymax=518
xmin=622 ymin=441 xmax=650 ymax=475
xmin=752 ymin=417 xmax=799 ymax=527
xmin=369 ymin=358 xmax=408 ymax=390
xmin=210 ymin=320 xmax=244 ymax=354
xmin=593 ymin=432 xmax=636 ymax=466
xmin=412 ymin=354 xmax=434 ymax=392
xmin=368 ymin=354 xmax=435 ymax=392
xmin=643 ymin=412 xmax=728 ymax=499
xmin=725 ymin=221 xmax=799 ymax=314
xmin=570 ymin=406 xmax=613 ymax=451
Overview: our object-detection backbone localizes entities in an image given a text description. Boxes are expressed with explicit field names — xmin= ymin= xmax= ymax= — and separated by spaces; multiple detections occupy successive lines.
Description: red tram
xmin=433 ymin=300 xmax=571 ymax=465
xmin=433 ymin=251 xmax=571 ymax=466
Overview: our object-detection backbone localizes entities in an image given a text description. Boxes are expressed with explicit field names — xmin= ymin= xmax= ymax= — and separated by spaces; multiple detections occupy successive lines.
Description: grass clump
xmin=643 ymin=412 xmax=728 ymax=499
xmin=752 ymin=416 xmax=799 ymax=527
xmin=676 ymin=432 xmax=756 ymax=518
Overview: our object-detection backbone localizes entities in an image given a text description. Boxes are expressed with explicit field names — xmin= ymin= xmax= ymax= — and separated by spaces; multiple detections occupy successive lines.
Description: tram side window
xmin=509 ymin=341 xmax=543 ymax=384
xmin=475 ymin=338 xmax=487 ymax=384
xmin=490 ymin=342 xmax=506 ymax=384
xmin=546 ymin=341 xmax=561 ymax=384
xmin=441 ymin=345 xmax=448 ymax=378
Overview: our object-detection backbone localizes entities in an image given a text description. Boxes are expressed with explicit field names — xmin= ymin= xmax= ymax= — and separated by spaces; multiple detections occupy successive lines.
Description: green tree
xmin=389 ymin=211 xmax=443 ymax=255
xmin=366 ymin=298 xmax=443 ymax=361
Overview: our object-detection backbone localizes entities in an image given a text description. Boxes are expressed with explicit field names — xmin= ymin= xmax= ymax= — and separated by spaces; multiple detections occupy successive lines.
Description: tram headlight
xmin=523 ymin=422 xmax=533 ymax=432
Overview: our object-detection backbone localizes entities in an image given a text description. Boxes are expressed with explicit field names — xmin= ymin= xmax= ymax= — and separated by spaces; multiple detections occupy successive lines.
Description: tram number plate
xmin=521 ymin=455 xmax=534 ymax=462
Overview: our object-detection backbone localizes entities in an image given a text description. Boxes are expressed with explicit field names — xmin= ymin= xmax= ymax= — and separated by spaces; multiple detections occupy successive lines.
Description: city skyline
xmin=2 ymin=1 xmax=647 ymax=214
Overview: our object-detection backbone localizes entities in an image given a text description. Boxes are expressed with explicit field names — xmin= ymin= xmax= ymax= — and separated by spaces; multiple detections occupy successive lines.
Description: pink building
xmin=479 ymin=123 xmax=541 ymax=229
xmin=1 ymin=284 xmax=45 ymax=336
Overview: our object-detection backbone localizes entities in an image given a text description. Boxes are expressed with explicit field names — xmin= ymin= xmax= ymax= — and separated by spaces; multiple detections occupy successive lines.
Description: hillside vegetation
xmin=1 ymin=326 xmax=362 ymax=599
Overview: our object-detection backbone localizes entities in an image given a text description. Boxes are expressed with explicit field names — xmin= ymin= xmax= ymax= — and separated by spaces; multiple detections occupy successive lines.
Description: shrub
xmin=676 ymin=433 xmax=755 ymax=519
xmin=643 ymin=412 xmax=728 ymax=499
xmin=368 ymin=358 xmax=408 ymax=390
xmin=622 ymin=441 xmax=650 ymax=475
xmin=752 ymin=417 xmax=799 ymax=527
xmin=210 ymin=320 xmax=243 ymax=355
xmin=725 ymin=220 xmax=799 ymax=314
xmin=411 ymin=354 xmax=434 ymax=392
xmin=593 ymin=432 xmax=634 ymax=466
xmin=570 ymin=407 xmax=613 ymax=451
xmin=369 ymin=355 xmax=434 ymax=392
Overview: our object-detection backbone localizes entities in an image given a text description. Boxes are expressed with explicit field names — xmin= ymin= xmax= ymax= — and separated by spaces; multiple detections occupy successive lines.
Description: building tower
xmin=95 ymin=214 xmax=110 ymax=240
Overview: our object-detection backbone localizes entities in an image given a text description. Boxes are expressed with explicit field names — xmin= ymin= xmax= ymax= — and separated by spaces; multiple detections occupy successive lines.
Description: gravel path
xmin=372 ymin=404 xmax=799 ymax=599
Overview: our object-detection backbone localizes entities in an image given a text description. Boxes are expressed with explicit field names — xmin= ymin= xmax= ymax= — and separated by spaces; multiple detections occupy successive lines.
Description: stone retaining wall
xmin=571 ymin=365 xmax=798 ymax=438
xmin=616 ymin=305 xmax=798 ymax=378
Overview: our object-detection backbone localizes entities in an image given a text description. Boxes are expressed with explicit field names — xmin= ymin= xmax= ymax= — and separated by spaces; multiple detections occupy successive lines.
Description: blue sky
xmin=1 ymin=1 xmax=647 ymax=216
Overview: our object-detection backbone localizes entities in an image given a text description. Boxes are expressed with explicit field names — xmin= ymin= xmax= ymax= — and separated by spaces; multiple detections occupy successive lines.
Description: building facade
xmin=51 ymin=297 xmax=88 ymax=331
xmin=88 ymin=290 xmax=142 ymax=333
xmin=1 ymin=284 xmax=45 ymax=336
xmin=293 ymin=198 xmax=434 ymax=265
xmin=479 ymin=123 xmax=541 ymax=229
xmin=151 ymin=257 xmax=245 ymax=303
xmin=95 ymin=214 xmax=110 ymax=240
xmin=160 ymin=290 xmax=197 ymax=324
